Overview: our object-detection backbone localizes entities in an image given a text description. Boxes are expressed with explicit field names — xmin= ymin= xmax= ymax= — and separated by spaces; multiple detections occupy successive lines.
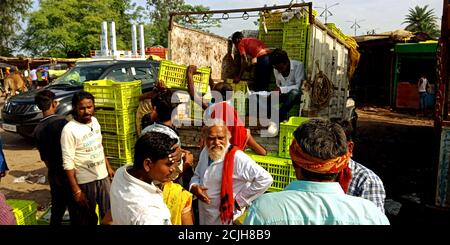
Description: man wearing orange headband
xmin=244 ymin=119 xmax=389 ymax=225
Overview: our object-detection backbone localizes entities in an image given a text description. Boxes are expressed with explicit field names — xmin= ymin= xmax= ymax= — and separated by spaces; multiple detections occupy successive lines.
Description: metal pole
xmin=168 ymin=2 xmax=313 ymax=30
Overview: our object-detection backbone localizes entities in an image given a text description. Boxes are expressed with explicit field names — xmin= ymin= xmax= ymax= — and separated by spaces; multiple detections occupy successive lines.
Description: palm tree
xmin=403 ymin=5 xmax=440 ymax=38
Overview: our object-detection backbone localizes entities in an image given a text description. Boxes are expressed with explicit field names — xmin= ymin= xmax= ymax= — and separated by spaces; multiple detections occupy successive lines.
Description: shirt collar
xmin=285 ymin=180 xmax=345 ymax=194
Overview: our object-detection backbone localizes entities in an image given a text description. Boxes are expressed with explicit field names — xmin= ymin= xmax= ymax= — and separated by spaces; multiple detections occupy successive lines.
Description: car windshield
xmin=52 ymin=66 xmax=105 ymax=86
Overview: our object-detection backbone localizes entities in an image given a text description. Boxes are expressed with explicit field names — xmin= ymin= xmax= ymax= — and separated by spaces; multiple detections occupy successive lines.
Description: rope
xmin=311 ymin=61 xmax=333 ymax=108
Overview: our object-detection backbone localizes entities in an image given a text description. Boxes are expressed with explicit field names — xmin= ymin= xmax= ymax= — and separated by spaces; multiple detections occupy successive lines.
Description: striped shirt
xmin=348 ymin=159 xmax=386 ymax=213
xmin=0 ymin=193 xmax=16 ymax=225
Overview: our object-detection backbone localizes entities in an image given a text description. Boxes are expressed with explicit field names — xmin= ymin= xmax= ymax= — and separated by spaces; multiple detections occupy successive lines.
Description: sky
xmin=135 ymin=0 xmax=443 ymax=38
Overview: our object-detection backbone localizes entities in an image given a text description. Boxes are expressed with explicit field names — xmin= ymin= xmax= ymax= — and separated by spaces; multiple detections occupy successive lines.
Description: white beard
xmin=208 ymin=144 xmax=227 ymax=161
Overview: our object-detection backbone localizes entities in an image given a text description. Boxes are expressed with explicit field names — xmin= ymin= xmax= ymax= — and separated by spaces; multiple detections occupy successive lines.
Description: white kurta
xmin=110 ymin=165 xmax=171 ymax=225
xmin=190 ymin=147 xmax=273 ymax=225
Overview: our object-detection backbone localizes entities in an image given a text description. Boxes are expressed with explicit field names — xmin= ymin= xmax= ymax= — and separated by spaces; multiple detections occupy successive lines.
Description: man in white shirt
xmin=110 ymin=131 xmax=180 ymax=225
xmin=417 ymin=74 xmax=429 ymax=115
xmin=61 ymin=91 xmax=114 ymax=225
xmin=269 ymin=48 xmax=306 ymax=122
xmin=189 ymin=119 xmax=273 ymax=225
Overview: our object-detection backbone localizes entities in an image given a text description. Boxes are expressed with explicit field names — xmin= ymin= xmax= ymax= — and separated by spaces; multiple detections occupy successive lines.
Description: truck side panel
xmin=169 ymin=23 xmax=236 ymax=80
xmin=301 ymin=22 xmax=350 ymax=119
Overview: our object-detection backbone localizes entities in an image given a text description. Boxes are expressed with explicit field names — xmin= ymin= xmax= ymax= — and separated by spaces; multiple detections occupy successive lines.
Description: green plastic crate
xmin=259 ymin=12 xmax=284 ymax=30
xmin=6 ymin=199 xmax=37 ymax=225
xmin=95 ymin=109 xmax=137 ymax=135
xmin=278 ymin=116 xmax=310 ymax=158
xmin=247 ymin=153 xmax=296 ymax=192
xmin=108 ymin=157 xmax=132 ymax=171
xmin=283 ymin=26 xmax=309 ymax=45
xmin=225 ymin=79 xmax=249 ymax=94
xmin=84 ymin=80 xmax=141 ymax=110
xmin=282 ymin=42 xmax=308 ymax=65
xmin=158 ymin=60 xmax=210 ymax=94
xmin=102 ymin=133 xmax=137 ymax=162
xmin=259 ymin=29 xmax=284 ymax=49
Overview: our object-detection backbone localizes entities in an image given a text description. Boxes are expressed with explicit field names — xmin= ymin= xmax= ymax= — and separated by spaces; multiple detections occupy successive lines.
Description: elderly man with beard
xmin=189 ymin=119 xmax=273 ymax=225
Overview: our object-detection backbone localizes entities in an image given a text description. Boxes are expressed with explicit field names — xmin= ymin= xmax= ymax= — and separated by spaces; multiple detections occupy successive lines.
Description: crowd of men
xmin=0 ymin=31 xmax=389 ymax=225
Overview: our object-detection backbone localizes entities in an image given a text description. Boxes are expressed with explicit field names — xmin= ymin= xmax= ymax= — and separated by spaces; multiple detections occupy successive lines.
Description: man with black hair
xmin=244 ymin=119 xmax=389 ymax=225
xmin=110 ymin=132 xmax=180 ymax=225
xmin=269 ymin=48 xmax=305 ymax=122
xmin=231 ymin=31 xmax=272 ymax=92
xmin=332 ymin=119 xmax=386 ymax=213
xmin=34 ymin=90 xmax=75 ymax=225
xmin=61 ymin=91 xmax=114 ymax=225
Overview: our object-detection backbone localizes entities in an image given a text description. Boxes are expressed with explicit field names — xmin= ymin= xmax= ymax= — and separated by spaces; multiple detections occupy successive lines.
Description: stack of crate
xmin=84 ymin=79 xmax=141 ymax=170
xmin=259 ymin=8 xmax=314 ymax=66
xmin=259 ymin=11 xmax=284 ymax=49
xmin=158 ymin=60 xmax=211 ymax=121
xmin=246 ymin=116 xmax=310 ymax=192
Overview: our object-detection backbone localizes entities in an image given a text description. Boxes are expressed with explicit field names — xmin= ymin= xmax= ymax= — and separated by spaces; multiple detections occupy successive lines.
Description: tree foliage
xmin=23 ymin=0 xmax=144 ymax=57
xmin=0 ymin=0 xmax=32 ymax=56
xmin=403 ymin=5 xmax=440 ymax=38
xmin=146 ymin=0 xmax=220 ymax=47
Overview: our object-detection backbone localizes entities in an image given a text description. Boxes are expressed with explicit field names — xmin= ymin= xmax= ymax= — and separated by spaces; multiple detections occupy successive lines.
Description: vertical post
xmin=110 ymin=21 xmax=117 ymax=58
xmin=131 ymin=24 xmax=137 ymax=57
xmin=139 ymin=24 xmax=145 ymax=59
xmin=101 ymin=21 xmax=109 ymax=56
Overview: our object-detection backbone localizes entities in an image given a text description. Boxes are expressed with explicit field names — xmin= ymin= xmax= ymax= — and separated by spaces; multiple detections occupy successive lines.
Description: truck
xmin=167 ymin=2 xmax=357 ymax=155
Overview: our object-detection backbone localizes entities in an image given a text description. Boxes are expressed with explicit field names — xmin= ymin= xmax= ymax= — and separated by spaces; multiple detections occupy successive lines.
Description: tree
xmin=23 ymin=0 xmax=143 ymax=57
xmin=146 ymin=0 xmax=220 ymax=47
xmin=403 ymin=5 xmax=440 ymax=38
xmin=0 ymin=0 xmax=32 ymax=56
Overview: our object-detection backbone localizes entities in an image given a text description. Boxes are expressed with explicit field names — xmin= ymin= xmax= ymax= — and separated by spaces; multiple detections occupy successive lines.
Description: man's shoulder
xmin=349 ymin=159 xmax=384 ymax=186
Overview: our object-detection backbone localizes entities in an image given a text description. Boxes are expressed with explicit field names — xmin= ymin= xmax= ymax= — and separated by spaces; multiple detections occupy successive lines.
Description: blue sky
xmin=135 ymin=0 xmax=443 ymax=38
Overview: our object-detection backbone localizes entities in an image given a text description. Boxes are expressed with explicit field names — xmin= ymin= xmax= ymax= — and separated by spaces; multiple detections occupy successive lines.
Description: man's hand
xmin=187 ymin=65 xmax=199 ymax=77
xmin=191 ymin=184 xmax=210 ymax=204
xmin=181 ymin=149 xmax=194 ymax=170
xmin=168 ymin=144 xmax=182 ymax=165
xmin=73 ymin=190 xmax=89 ymax=208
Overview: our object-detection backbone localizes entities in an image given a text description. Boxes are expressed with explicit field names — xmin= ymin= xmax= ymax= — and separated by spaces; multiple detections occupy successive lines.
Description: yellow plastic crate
xmin=102 ymin=133 xmax=137 ymax=162
xmin=247 ymin=153 xmax=296 ymax=192
xmin=225 ymin=79 xmax=248 ymax=94
xmin=108 ymin=157 xmax=132 ymax=171
xmin=259 ymin=29 xmax=284 ymax=49
xmin=259 ymin=11 xmax=284 ymax=30
xmin=84 ymin=80 xmax=141 ymax=110
xmin=158 ymin=60 xmax=210 ymax=94
xmin=278 ymin=116 xmax=310 ymax=158
xmin=95 ymin=109 xmax=137 ymax=135
xmin=6 ymin=199 xmax=37 ymax=225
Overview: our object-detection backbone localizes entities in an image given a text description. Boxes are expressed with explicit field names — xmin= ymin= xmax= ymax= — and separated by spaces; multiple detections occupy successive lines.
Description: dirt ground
xmin=0 ymin=97 xmax=449 ymax=224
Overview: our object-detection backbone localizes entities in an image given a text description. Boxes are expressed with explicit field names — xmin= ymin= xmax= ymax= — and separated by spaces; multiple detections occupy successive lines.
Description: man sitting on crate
xmin=186 ymin=65 xmax=267 ymax=156
xmin=243 ymin=119 xmax=389 ymax=225
xmin=60 ymin=91 xmax=115 ymax=225
xmin=189 ymin=119 xmax=272 ymax=225
xmin=269 ymin=48 xmax=306 ymax=122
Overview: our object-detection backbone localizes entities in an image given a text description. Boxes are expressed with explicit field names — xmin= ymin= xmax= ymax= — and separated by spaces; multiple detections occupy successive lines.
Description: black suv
xmin=1 ymin=59 xmax=159 ymax=137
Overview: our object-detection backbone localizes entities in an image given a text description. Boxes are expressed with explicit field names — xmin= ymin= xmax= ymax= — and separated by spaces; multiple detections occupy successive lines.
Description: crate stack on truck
xmin=157 ymin=60 xmax=213 ymax=121
xmin=83 ymin=79 xmax=142 ymax=170
xmin=258 ymin=7 xmax=352 ymax=120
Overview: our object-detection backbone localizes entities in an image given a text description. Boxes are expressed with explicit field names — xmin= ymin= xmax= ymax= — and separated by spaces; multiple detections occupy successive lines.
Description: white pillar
xmin=101 ymin=21 xmax=109 ymax=56
xmin=110 ymin=21 xmax=117 ymax=57
xmin=139 ymin=24 xmax=145 ymax=58
xmin=132 ymin=24 xmax=137 ymax=57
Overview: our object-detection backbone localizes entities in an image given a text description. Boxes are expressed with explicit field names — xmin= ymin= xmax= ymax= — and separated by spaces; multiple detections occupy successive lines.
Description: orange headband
xmin=289 ymin=139 xmax=350 ymax=174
